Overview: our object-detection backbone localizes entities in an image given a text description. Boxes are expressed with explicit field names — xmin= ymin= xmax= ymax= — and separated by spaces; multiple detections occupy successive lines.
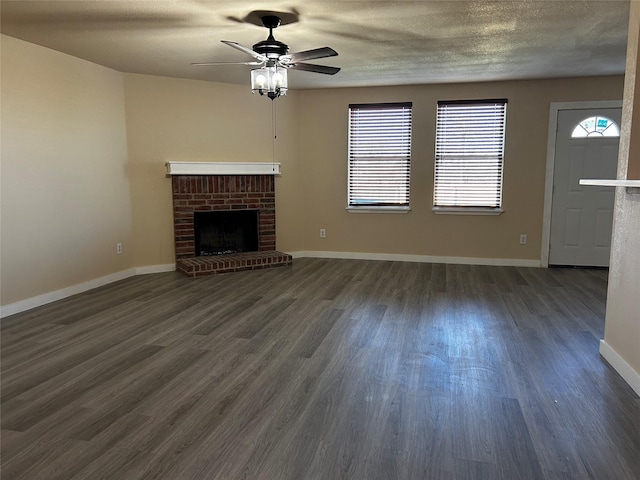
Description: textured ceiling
xmin=0 ymin=1 xmax=631 ymax=90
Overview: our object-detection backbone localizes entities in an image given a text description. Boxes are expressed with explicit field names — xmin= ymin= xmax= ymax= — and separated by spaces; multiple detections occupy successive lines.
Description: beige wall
xmin=122 ymin=73 xmax=302 ymax=267
xmin=0 ymin=35 xmax=133 ymax=306
xmin=602 ymin=0 xmax=640 ymax=394
xmin=297 ymin=77 xmax=623 ymax=259
xmin=628 ymin=59 xmax=640 ymax=179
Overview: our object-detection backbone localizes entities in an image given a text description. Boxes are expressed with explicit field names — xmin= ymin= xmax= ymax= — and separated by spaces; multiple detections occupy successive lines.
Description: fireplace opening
xmin=194 ymin=210 xmax=259 ymax=256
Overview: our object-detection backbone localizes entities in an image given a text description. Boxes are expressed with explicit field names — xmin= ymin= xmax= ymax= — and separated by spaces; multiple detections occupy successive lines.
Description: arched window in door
xmin=571 ymin=116 xmax=620 ymax=138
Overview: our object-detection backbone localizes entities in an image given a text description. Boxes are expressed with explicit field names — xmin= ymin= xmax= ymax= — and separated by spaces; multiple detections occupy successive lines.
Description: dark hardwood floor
xmin=1 ymin=258 xmax=639 ymax=479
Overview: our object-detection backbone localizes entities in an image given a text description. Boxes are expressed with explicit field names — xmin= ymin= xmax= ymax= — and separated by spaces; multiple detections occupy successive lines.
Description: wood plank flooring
xmin=2 ymin=258 xmax=639 ymax=479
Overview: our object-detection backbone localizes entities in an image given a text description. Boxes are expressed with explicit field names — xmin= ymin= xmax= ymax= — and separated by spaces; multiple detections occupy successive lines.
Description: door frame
xmin=541 ymin=100 xmax=622 ymax=267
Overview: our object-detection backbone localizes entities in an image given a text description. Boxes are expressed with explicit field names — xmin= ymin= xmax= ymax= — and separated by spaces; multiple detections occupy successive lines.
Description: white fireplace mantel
xmin=166 ymin=162 xmax=281 ymax=176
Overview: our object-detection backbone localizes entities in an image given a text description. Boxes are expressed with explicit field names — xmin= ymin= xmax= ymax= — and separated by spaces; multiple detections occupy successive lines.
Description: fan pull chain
xmin=272 ymin=99 xmax=277 ymax=172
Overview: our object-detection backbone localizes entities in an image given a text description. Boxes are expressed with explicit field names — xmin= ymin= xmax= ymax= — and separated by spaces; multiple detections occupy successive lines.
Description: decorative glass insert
xmin=571 ymin=116 xmax=620 ymax=138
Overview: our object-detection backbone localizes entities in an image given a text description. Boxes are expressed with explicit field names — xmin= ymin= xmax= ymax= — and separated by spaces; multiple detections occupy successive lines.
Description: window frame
xmin=347 ymin=102 xmax=413 ymax=213
xmin=433 ymin=98 xmax=508 ymax=215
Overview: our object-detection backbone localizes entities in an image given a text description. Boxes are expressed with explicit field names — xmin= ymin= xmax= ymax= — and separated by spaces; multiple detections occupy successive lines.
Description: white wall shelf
xmin=166 ymin=162 xmax=281 ymax=176
xmin=579 ymin=179 xmax=640 ymax=187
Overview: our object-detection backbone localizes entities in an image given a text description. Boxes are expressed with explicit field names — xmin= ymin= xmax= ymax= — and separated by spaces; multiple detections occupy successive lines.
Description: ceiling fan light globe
xmin=251 ymin=68 xmax=268 ymax=92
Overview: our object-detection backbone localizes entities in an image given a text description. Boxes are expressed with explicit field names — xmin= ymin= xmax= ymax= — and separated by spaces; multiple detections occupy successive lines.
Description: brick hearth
xmin=171 ymin=174 xmax=292 ymax=276
xmin=176 ymin=251 xmax=293 ymax=278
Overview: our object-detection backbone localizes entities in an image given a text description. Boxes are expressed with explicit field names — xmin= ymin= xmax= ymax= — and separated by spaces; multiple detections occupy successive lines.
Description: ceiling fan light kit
xmin=251 ymin=64 xmax=288 ymax=99
xmin=193 ymin=12 xmax=340 ymax=100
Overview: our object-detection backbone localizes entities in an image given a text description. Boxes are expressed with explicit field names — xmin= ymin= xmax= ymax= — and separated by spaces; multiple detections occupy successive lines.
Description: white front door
xmin=549 ymin=108 xmax=621 ymax=267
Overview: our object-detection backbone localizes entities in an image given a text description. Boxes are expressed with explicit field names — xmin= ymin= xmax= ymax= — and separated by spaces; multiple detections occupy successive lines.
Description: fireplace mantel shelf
xmin=167 ymin=162 xmax=281 ymax=176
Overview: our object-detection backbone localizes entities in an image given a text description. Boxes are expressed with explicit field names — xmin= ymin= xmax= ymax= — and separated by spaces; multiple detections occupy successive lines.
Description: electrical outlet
xmin=519 ymin=234 xmax=527 ymax=245
xmin=116 ymin=242 xmax=123 ymax=254
xmin=320 ymin=228 xmax=326 ymax=238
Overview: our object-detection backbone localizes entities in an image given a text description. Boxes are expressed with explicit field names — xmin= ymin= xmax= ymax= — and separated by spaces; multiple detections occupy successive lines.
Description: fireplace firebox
xmin=194 ymin=210 xmax=258 ymax=256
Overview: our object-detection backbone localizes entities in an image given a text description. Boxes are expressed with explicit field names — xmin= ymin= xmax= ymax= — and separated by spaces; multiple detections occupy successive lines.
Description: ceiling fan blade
xmin=192 ymin=61 xmax=264 ymax=66
xmin=290 ymin=62 xmax=341 ymax=75
xmin=286 ymin=47 xmax=338 ymax=63
xmin=221 ymin=40 xmax=266 ymax=62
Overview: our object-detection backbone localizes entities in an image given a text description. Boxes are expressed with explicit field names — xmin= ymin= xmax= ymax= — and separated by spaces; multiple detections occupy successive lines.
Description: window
xmin=571 ymin=116 xmax=620 ymax=137
xmin=348 ymin=102 xmax=412 ymax=210
xmin=434 ymin=99 xmax=507 ymax=212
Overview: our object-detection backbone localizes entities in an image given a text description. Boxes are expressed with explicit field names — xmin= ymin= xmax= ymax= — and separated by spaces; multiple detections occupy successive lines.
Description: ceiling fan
xmin=192 ymin=13 xmax=340 ymax=99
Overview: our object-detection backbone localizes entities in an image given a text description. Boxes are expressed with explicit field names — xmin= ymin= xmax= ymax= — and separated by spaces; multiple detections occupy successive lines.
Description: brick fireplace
xmin=171 ymin=173 xmax=292 ymax=277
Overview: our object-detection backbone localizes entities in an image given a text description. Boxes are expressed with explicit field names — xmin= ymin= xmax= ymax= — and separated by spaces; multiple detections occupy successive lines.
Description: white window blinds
xmin=434 ymin=99 xmax=507 ymax=209
xmin=348 ymin=102 xmax=412 ymax=207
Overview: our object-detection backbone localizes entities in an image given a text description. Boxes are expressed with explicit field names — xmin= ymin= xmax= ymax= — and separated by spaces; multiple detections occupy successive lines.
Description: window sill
xmin=347 ymin=206 xmax=411 ymax=214
xmin=432 ymin=206 xmax=503 ymax=216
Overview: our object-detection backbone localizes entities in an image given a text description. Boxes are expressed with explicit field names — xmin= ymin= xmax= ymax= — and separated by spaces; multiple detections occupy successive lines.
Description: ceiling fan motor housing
xmin=253 ymin=15 xmax=289 ymax=59
xmin=253 ymin=37 xmax=288 ymax=59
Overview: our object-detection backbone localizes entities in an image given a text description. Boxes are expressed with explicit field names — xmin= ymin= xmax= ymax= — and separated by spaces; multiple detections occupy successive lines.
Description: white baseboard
xmin=288 ymin=250 xmax=541 ymax=268
xmin=135 ymin=264 xmax=176 ymax=275
xmin=599 ymin=340 xmax=640 ymax=396
xmin=0 ymin=263 xmax=176 ymax=319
